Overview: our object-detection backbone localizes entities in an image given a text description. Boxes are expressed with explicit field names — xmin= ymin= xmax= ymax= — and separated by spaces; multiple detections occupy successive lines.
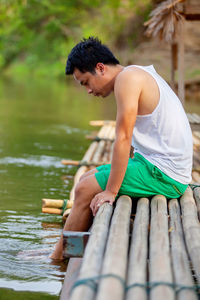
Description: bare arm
xmin=90 ymin=70 xmax=142 ymax=215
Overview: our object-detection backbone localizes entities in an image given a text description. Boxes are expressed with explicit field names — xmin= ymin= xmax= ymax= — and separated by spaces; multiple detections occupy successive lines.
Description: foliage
xmin=0 ymin=0 xmax=152 ymax=78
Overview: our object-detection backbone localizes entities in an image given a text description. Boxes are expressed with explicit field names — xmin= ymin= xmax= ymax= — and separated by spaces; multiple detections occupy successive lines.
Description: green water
xmin=0 ymin=77 xmax=116 ymax=299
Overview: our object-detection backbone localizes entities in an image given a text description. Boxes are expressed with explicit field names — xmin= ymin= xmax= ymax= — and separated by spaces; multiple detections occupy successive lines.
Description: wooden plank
xmin=126 ymin=198 xmax=149 ymax=300
xmin=180 ymin=187 xmax=200 ymax=285
xmin=193 ymin=187 xmax=200 ymax=221
xmin=149 ymin=195 xmax=175 ymax=300
xmin=169 ymin=199 xmax=197 ymax=300
xmin=96 ymin=196 xmax=132 ymax=300
xmin=69 ymin=203 xmax=113 ymax=300
xmin=60 ymin=258 xmax=82 ymax=300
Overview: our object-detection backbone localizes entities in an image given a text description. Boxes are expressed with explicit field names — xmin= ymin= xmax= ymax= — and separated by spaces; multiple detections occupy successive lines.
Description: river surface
xmin=0 ymin=77 xmax=116 ymax=299
xmin=0 ymin=76 xmax=199 ymax=299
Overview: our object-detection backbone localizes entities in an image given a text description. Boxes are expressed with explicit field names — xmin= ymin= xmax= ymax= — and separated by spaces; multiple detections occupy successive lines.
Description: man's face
xmin=73 ymin=64 xmax=112 ymax=98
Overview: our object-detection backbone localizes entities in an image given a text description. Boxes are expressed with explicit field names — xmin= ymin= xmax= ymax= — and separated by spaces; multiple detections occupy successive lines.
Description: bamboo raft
xmin=42 ymin=119 xmax=200 ymax=300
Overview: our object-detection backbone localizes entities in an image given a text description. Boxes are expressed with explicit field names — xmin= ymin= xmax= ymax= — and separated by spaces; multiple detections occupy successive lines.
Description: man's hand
xmin=90 ymin=190 xmax=116 ymax=216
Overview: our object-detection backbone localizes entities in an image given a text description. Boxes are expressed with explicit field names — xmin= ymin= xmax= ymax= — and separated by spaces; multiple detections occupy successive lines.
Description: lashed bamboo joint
xmin=42 ymin=198 xmax=73 ymax=215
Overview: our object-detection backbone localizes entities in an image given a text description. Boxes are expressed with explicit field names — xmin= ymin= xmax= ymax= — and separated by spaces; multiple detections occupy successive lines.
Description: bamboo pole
xmin=92 ymin=140 xmax=106 ymax=164
xmin=42 ymin=199 xmax=64 ymax=208
xmin=193 ymin=153 xmax=200 ymax=171
xmin=171 ymin=43 xmax=177 ymax=92
xmin=101 ymin=141 xmax=112 ymax=164
xmin=149 ymin=195 xmax=175 ymax=300
xmin=42 ymin=199 xmax=73 ymax=209
xmin=180 ymin=187 xmax=200 ymax=285
xmin=109 ymin=126 xmax=116 ymax=140
xmin=92 ymin=126 xmax=111 ymax=164
xmin=60 ymin=258 xmax=83 ymax=300
xmin=194 ymin=131 xmax=200 ymax=139
xmin=79 ymin=141 xmax=98 ymax=164
xmin=42 ymin=207 xmax=63 ymax=215
xmin=90 ymin=120 xmax=116 ymax=127
xmin=178 ymin=18 xmax=185 ymax=105
xmin=192 ymin=171 xmax=200 ymax=183
xmin=192 ymin=114 xmax=200 ymax=124
xmin=69 ymin=203 xmax=113 ymax=300
xmin=126 ymin=198 xmax=149 ymax=300
xmin=100 ymin=126 xmax=115 ymax=164
xmin=97 ymin=125 xmax=111 ymax=139
xmin=61 ymin=160 xmax=80 ymax=166
xmin=193 ymin=187 xmax=200 ymax=221
xmin=192 ymin=134 xmax=200 ymax=148
xmin=96 ymin=196 xmax=132 ymax=300
xmin=169 ymin=198 xmax=197 ymax=300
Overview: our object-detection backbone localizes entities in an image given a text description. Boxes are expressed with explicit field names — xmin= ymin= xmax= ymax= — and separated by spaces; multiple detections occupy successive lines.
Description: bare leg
xmin=79 ymin=168 xmax=98 ymax=181
xmin=50 ymin=173 xmax=102 ymax=260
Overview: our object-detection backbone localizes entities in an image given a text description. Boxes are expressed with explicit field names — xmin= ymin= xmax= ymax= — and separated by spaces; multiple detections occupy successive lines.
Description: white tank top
xmin=129 ymin=65 xmax=193 ymax=184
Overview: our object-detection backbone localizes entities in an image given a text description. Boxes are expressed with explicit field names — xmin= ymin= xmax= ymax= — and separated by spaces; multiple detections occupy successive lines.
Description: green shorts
xmin=95 ymin=152 xmax=188 ymax=199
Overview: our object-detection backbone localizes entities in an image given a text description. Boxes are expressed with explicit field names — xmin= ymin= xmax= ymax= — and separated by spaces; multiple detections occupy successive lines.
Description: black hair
xmin=66 ymin=37 xmax=120 ymax=75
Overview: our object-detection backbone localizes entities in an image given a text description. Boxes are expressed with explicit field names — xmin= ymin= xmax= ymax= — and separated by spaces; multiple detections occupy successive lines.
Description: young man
xmin=50 ymin=37 xmax=193 ymax=260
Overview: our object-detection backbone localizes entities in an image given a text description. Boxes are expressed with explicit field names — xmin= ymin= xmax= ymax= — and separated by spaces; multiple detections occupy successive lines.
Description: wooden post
xmin=169 ymin=198 xmax=197 ymax=300
xmin=178 ymin=17 xmax=185 ymax=105
xmin=180 ymin=187 xmax=200 ymax=285
xmin=96 ymin=196 xmax=132 ymax=300
xmin=69 ymin=203 xmax=113 ymax=300
xmin=126 ymin=198 xmax=149 ymax=300
xmin=149 ymin=195 xmax=175 ymax=300
xmin=171 ymin=43 xmax=178 ymax=92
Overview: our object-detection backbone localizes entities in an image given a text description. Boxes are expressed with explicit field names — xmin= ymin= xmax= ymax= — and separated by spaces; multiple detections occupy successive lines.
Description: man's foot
xmin=49 ymin=237 xmax=64 ymax=261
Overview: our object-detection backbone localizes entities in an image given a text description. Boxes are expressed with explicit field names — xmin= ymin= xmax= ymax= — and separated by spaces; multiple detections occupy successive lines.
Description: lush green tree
xmin=0 ymin=0 xmax=151 ymax=78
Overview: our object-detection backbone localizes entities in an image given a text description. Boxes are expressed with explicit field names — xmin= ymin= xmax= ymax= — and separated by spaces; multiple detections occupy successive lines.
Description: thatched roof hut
xmin=144 ymin=0 xmax=200 ymax=104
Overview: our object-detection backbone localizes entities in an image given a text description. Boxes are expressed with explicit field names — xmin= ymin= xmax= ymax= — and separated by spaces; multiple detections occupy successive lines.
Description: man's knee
xmin=74 ymin=180 xmax=91 ymax=206
xmin=75 ymin=180 xmax=86 ymax=196
xmin=79 ymin=169 xmax=97 ymax=182
xmin=74 ymin=174 xmax=102 ymax=206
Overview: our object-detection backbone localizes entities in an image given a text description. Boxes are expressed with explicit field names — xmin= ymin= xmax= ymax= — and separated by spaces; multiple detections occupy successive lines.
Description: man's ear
xmin=96 ymin=63 xmax=105 ymax=75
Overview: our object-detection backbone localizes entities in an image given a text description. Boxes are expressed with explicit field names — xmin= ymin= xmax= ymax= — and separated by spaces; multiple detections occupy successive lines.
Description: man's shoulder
xmin=115 ymin=65 xmax=145 ymax=88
